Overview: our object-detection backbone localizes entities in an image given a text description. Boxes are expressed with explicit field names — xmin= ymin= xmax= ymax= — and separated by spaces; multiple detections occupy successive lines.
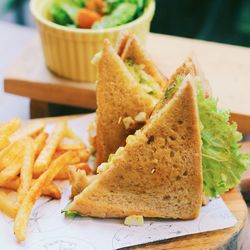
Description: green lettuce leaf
xmin=49 ymin=0 xmax=82 ymax=26
xmin=196 ymin=83 xmax=250 ymax=197
xmin=164 ymin=75 xmax=183 ymax=99
xmin=92 ymin=2 xmax=137 ymax=29
xmin=64 ymin=210 xmax=81 ymax=218
xmin=62 ymin=202 xmax=81 ymax=218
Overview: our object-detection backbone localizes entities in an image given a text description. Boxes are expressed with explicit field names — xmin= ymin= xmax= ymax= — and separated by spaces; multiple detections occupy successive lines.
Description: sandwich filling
xmin=125 ymin=59 xmax=162 ymax=103
xmin=89 ymin=57 xmax=163 ymax=155
xmin=97 ymin=146 xmax=124 ymax=174
xmin=164 ymin=75 xmax=183 ymax=100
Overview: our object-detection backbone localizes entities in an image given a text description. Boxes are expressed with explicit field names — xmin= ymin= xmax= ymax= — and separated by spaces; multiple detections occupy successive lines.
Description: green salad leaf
xmin=196 ymin=83 xmax=250 ymax=197
xmin=50 ymin=0 xmax=148 ymax=29
xmin=131 ymin=0 xmax=147 ymax=17
xmin=74 ymin=0 xmax=88 ymax=7
xmin=64 ymin=210 xmax=81 ymax=218
xmin=104 ymin=0 xmax=123 ymax=14
xmin=62 ymin=202 xmax=81 ymax=218
xmin=164 ymin=75 xmax=183 ymax=99
xmin=104 ymin=0 xmax=147 ymax=15
xmin=50 ymin=3 xmax=74 ymax=26
xmin=92 ymin=2 xmax=138 ymax=29
xmin=49 ymin=0 xmax=82 ymax=26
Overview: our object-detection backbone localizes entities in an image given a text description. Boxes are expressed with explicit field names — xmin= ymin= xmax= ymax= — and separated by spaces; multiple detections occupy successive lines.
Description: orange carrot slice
xmin=77 ymin=8 xmax=102 ymax=29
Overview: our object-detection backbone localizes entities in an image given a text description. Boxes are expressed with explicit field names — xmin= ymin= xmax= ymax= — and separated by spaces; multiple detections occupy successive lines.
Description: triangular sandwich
xmin=95 ymin=38 xmax=166 ymax=166
xmin=69 ymin=79 xmax=203 ymax=219
xmin=69 ymin=56 xmax=250 ymax=220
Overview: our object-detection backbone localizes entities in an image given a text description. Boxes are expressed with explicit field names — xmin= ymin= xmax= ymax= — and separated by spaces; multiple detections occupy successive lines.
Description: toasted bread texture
xmin=154 ymin=56 xmax=211 ymax=114
xmin=120 ymin=34 xmax=167 ymax=89
xmin=115 ymin=31 xmax=131 ymax=56
xmin=168 ymin=57 xmax=211 ymax=97
xmin=69 ymin=81 xmax=202 ymax=219
xmin=95 ymin=40 xmax=157 ymax=166
xmin=68 ymin=167 xmax=89 ymax=199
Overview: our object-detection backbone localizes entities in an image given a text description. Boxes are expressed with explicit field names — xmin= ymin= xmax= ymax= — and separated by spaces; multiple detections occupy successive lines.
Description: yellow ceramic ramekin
xmin=30 ymin=0 xmax=155 ymax=82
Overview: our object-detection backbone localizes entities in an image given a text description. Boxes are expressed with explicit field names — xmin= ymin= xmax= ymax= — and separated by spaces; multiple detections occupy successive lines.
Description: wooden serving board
xmin=32 ymin=114 xmax=249 ymax=250
xmin=4 ymin=33 xmax=250 ymax=133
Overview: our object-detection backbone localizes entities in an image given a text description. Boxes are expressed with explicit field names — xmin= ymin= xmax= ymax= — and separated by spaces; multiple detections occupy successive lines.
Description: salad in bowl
xmin=31 ymin=0 xmax=155 ymax=82
xmin=50 ymin=0 xmax=148 ymax=29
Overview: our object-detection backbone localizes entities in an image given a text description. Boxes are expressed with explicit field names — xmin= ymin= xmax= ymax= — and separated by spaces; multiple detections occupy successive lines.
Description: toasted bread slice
xmin=154 ymin=56 xmax=211 ymax=114
xmin=115 ymin=31 xmax=131 ymax=56
xmin=69 ymin=80 xmax=202 ymax=219
xmin=169 ymin=56 xmax=211 ymax=97
xmin=119 ymin=34 xmax=167 ymax=89
xmin=95 ymin=40 xmax=158 ymax=166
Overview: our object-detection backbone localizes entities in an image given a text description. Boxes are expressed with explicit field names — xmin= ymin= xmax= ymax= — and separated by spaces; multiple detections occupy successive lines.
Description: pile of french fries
xmin=0 ymin=117 xmax=91 ymax=242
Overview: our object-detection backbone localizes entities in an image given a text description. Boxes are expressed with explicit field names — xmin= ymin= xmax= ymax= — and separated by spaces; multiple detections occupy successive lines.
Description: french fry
xmin=0 ymin=138 xmax=31 ymax=185
xmin=78 ymin=148 xmax=90 ymax=162
xmin=56 ymin=145 xmax=90 ymax=163
xmin=34 ymin=132 xmax=48 ymax=157
xmin=0 ymin=135 xmax=10 ymax=151
xmin=17 ymin=139 xmax=35 ymax=204
xmin=54 ymin=170 xmax=70 ymax=180
xmin=57 ymin=142 xmax=86 ymax=151
xmin=0 ymin=164 xmax=21 ymax=186
xmin=0 ymin=117 xmax=21 ymax=137
xmin=54 ymin=161 xmax=89 ymax=180
xmin=51 ymin=151 xmax=67 ymax=161
xmin=0 ymin=177 xmax=20 ymax=189
xmin=0 ymin=191 xmax=18 ymax=218
xmin=10 ymin=120 xmax=45 ymax=142
xmin=30 ymin=130 xmax=43 ymax=139
xmin=14 ymin=151 xmax=75 ymax=242
xmin=34 ymin=121 xmax=66 ymax=176
xmin=74 ymin=163 xmax=92 ymax=175
xmin=0 ymin=140 xmax=26 ymax=172
xmin=65 ymin=127 xmax=81 ymax=141
xmin=39 ymin=182 xmax=61 ymax=199
xmin=34 ymin=154 xmax=81 ymax=179
xmin=1 ymin=177 xmax=61 ymax=199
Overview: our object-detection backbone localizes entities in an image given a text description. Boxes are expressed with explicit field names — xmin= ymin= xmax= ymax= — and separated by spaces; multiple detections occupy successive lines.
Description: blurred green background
xmin=1 ymin=0 xmax=250 ymax=46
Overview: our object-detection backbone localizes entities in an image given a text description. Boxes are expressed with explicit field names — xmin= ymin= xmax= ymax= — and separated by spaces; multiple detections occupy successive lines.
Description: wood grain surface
xmin=4 ymin=33 xmax=250 ymax=133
